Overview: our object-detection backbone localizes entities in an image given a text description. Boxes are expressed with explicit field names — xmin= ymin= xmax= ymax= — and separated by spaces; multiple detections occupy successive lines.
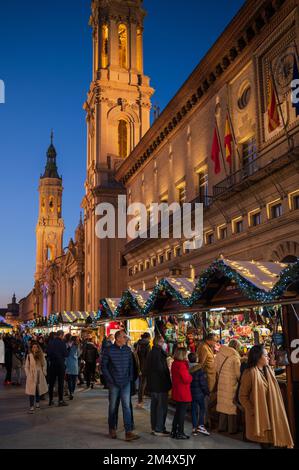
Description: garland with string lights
xmin=99 ymin=259 xmax=299 ymax=319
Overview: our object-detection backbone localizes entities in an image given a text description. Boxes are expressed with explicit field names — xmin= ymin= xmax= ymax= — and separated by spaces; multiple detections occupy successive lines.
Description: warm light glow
xmin=118 ymin=120 xmax=128 ymax=158
xmin=118 ymin=24 xmax=128 ymax=69
xmin=101 ymin=24 xmax=109 ymax=68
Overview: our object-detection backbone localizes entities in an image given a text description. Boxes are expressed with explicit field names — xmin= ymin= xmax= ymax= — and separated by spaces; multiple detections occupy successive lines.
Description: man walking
xmin=102 ymin=330 xmax=139 ymax=442
xmin=82 ymin=335 xmax=99 ymax=389
xmin=145 ymin=335 xmax=172 ymax=436
xmin=135 ymin=332 xmax=151 ymax=408
xmin=47 ymin=330 xmax=69 ymax=407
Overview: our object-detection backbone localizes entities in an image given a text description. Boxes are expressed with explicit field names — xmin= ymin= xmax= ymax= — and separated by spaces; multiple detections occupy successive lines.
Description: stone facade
xmin=115 ymin=0 xmax=299 ymax=292
xmin=82 ymin=0 xmax=154 ymax=310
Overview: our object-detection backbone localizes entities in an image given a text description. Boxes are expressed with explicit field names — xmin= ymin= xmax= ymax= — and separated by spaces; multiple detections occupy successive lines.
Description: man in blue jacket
xmin=47 ymin=330 xmax=69 ymax=407
xmin=102 ymin=329 xmax=139 ymax=441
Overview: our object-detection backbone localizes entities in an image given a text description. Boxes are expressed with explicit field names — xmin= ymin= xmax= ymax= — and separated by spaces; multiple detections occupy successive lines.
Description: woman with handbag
xmin=239 ymin=344 xmax=294 ymax=448
xmin=25 ymin=342 xmax=48 ymax=414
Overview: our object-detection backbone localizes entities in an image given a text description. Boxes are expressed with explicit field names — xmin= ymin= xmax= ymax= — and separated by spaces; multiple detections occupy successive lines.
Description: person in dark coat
xmin=46 ymin=330 xmax=69 ymax=407
xmin=82 ymin=335 xmax=99 ymax=389
xmin=135 ymin=332 xmax=151 ymax=408
xmin=102 ymin=330 xmax=139 ymax=442
xmin=145 ymin=335 xmax=172 ymax=436
xmin=188 ymin=352 xmax=210 ymax=436
xmin=3 ymin=335 xmax=13 ymax=385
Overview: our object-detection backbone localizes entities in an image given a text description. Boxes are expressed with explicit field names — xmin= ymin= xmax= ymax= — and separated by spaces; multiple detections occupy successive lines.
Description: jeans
xmin=85 ymin=362 xmax=96 ymax=387
xmin=150 ymin=392 xmax=168 ymax=432
xmin=108 ymin=383 xmax=133 ymax=433
xmin=191 ymin=396 xmax=206 ymax=428
xmin=5 ymin=358 xmax=12 ymax=382
xmin=67 ymin=375 xmax=77 ymax=395
xmin=29 ymin=388 xmax=40 ymax=408
xmin=48 ymin=363 xmax=65 ymax=403
xmin=138 ymin=375 xmax=147 ymax=404
xmin=172 ymin=402 xmax=189 ymax=435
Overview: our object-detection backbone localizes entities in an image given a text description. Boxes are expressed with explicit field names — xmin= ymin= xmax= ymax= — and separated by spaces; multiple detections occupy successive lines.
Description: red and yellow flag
xmin=268 ymin=77 xmax=280 ymax=133
xmin=224 ymin=115 xmax=233 ymax=166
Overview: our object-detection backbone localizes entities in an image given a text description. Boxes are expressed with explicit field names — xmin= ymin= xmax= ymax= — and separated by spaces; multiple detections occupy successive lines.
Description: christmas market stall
xmin=99 ymin=256 xmax=299 ymax=443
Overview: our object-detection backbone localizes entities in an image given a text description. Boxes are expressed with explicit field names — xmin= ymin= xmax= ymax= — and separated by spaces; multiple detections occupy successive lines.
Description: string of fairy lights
xmin=24 ymin=258 xmax=299 ymax=327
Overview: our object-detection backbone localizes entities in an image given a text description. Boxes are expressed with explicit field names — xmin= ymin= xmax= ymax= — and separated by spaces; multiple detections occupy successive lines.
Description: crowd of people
xmin=0 ymin=329 xmax=294 ymax=448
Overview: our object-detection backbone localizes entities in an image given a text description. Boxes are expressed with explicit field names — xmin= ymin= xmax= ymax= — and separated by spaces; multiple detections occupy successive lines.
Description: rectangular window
xmin=198 ymin=171 xmax=209 ymax=206
xmin=139 ymin=263 xmax=144 ymax=272
xmin=271 ymin=203 xmax=283 ymax=219
xmin=293 ymin=195 xmax=299 ymax=210
xmin=159 ymin=254 xmax=164 ymax=264
xmin=129 ymin=268 xmax=133 ymax=277
xmin=252 ymin=212 xmax=262 ymax=226
xmin=242 ymin=137 xmax=258 ymax=177
xmin=175 ymin=246 xmax=181 ymax=257
xmin=166 ymin=251 xmax=172 ymax=261
xmin=206 ymin=232 xmax=214 ymax=245
xmin=145 ymin=260 xmax=150 ymax=270
xmin=151 ymin=257 xmax=157 ymax=267
xmin=232 ymin=218 xmax=244 ymax=234
xmin=219 ymin=226 xmax=228 ymax=240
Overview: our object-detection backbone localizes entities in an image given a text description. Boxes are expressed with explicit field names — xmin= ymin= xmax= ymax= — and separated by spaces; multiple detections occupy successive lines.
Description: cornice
xmin=115 ymin=0 xmax=295 ymax=185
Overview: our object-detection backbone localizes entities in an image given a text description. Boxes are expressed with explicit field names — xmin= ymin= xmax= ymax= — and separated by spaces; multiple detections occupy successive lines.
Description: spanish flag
xmin=268 ymin=77 xmax=280 ymax=133
xmin=224 ymin=115 xmax=233 ymax=166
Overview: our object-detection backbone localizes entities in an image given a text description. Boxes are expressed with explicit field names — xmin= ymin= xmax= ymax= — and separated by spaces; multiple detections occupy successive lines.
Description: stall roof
xmin=98 ymin=257 xmax=299 ymax=320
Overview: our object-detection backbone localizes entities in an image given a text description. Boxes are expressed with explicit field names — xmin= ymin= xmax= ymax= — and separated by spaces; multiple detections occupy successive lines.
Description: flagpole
xmin=269 ymin=61 xmax=293 ymax=152
xmin=226 ymin=107 xmax=265 ymax=208
xmin=215 ymin=118 xmax=229 ymax=178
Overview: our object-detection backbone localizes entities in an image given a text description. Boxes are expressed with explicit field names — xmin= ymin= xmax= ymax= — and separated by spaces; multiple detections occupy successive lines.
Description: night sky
xmin=0 ymin=0 xmax=244 ymax=306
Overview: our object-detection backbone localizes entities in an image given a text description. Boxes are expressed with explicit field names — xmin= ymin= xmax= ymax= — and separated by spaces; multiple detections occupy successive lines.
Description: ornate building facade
xmin=19 ymin=137 xmax=85 ymax=321
xmin=20 ymin=0 xmax=299 ymax=321
xmin=82 ymin=0 xmax=154 ymax=310
xmin=115 ymin=0 xmax=299 ymax=292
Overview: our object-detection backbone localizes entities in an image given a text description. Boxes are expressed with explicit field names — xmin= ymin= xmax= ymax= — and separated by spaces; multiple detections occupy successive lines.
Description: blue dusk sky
xmin=0 ymin=0 xmax=244 ymax=306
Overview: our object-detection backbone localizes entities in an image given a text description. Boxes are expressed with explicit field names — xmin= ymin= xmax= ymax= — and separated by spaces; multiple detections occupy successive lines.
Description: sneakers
xmin=35 ymin=404 xmax=40 ymax=410
xmin=28 ymin=407 xmax=35 ymax=414
xmin=58 ymin=401 xmax=69 ymax=407
xmin=136 ymin=402 xmax=144 ymax=409
xmin=69 ymin=394 xmax=74 ymax=400
xmin=192 ymin=429 xmax=199 ymax=436
xmin=197 ymin=425 xmax=210 ymax=436
xmin=4 ymin=380 xmax=12 ymax=385
xmin=125 ymin=432 xmax=140 ymax=442
xmin=48 ymin=401 xmax=55 ymax=407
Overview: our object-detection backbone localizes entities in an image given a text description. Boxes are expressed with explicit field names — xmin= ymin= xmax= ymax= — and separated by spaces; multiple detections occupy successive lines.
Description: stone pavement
xmin=0 ymin=368 xmax=258 ymax=449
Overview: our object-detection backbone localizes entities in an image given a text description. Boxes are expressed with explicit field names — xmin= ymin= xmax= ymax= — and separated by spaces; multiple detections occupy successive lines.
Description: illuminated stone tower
xmin=83 ymin=0 xmax=154 ymax=310
xmin=35 ymin=133 xmax=64 ymax=282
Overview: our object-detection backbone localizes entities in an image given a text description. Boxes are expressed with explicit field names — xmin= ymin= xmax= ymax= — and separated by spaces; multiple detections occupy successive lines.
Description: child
xmin=188 ymin=352 xmax=210 ymax=436
xmin=171 ymin=348 xmax=192 ymax=439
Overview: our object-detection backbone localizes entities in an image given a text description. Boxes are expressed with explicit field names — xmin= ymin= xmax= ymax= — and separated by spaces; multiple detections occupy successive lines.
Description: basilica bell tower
xmin=35 ymin=133 xmax=64 ymax=282
xmin=83 ymin=0 xmax=154 ymax=310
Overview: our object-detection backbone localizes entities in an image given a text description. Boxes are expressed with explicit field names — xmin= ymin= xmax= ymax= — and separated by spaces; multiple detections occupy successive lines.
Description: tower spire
xmin=42 ymin=130 xmax=60 ymax=179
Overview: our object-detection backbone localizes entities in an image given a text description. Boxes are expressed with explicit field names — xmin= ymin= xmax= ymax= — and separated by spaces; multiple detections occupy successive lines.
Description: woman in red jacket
xmin=171 ymin=348 xmax=192 ymax=439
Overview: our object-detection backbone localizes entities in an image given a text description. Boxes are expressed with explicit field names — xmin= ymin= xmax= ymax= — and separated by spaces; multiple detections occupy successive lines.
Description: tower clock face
xmin=274 ymin=52 xmax=295 ymax=92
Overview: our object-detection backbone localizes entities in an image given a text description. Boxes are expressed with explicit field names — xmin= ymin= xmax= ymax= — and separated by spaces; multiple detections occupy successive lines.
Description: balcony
xmin=213 ymin=149 xmax=294 ymax=200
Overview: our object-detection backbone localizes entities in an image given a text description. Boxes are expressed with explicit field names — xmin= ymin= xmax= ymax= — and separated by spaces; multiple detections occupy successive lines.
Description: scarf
xmin=251 ymin=366 xmax=294 ymax=448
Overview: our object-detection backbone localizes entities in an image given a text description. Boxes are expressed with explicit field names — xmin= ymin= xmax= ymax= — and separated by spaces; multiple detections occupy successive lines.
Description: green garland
xmin=99 ymin=259 xmax=299 ymax=319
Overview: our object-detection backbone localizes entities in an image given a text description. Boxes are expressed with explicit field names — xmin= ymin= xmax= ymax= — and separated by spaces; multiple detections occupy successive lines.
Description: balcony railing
xmin=213 ymin=156 xmax=261 ymax=198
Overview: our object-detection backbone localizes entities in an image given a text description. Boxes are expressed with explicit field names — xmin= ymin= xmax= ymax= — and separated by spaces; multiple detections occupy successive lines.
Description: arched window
xmin=41 ymin=197 xmax=46 ymax=213
xmin=118 ymin=24 xmax=128 ymax=69
xmin=49 ymin=196 xmax=54 ymax=213
xmin=101 ymin=24 xmax=109 ymax=68
xmin=118 ymin=120 xmax=128 ymax=158
xmin=47 ymin=246 xmax=54 ymax=261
